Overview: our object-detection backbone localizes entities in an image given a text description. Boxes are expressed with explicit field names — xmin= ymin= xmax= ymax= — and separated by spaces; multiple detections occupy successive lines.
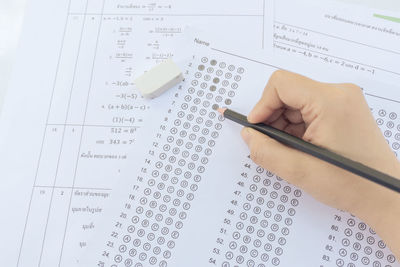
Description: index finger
xmin=247 ymin=70 xmax=323 ymax=124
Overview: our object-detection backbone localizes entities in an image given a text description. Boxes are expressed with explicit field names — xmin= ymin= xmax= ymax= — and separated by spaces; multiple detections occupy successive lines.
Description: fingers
xmin=269 ymin=114 xmax=306 ymax=138
xmin=247 ymin=70 xmax=322 ymax=124
xmin=283 ymin=109 xmax=303 ymax=124
xmin=269 ymin=116 xmax=289 ymax=130
xmin=284 ymin=123 xmax=306 ymax=138
xmin=265 ymin=108 xmax=285 ymax=124
xmin=241 ymin=127 xmax=311 ymax=188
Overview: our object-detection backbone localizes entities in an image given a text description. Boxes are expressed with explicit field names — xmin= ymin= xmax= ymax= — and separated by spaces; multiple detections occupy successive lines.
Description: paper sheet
xmin=1 ymin=0 xmax=399 ymax=266
xmin=81 ymin=40 xmax=400 ymax=266
xmin=0 ymin=0 xmax=272 ymax=266
xmin=268 ymin=0 xmax=400 ymax=83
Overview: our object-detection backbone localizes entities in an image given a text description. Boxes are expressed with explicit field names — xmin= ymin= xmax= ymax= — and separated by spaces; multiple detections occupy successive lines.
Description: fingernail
xmin=248 ymin=107 xmax=260 ymax=123
xmin=247 ymin=110 xmax=255 ymax=122
xmin=241 ymin=127 xmax=252 ymax=145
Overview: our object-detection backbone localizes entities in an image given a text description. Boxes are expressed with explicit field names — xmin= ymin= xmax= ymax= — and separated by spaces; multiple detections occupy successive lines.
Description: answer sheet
xmin=0 ymin=0 xmax=272 ymax=266
xmin=82 ymin=40 xmax=400 ymax=266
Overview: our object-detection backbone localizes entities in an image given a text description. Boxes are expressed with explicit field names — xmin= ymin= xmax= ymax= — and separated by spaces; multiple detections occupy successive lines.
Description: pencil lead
xmin=217 ymin=107 xmax=227 ymax=115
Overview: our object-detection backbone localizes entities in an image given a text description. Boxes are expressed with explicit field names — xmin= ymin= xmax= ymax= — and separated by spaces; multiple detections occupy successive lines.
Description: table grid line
xmin=46 ymin=123 xmax=141 ymax=128
xmin=68 ymin=13 xmax=264 ymax=17
xmin=34 ymin=185 xmax=112 ymax=191
xmin=16 ymin=0 xmax=73 ymax=265
xmin=58 ymin=0 xmax=106 ymax=264
xmin=37 ymin=0 xmax=90 ymax=265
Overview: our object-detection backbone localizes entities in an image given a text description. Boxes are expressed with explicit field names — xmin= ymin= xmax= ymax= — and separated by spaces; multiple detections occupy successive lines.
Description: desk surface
xmin=0 ymin=0 xmax=399 ymax=116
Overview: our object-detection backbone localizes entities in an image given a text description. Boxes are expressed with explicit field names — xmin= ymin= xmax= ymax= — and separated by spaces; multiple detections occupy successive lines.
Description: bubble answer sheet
xmin=0 ymin=0 xmax=273 ymax=266
xmin=80 ymin=37 xmax=400 ymax=267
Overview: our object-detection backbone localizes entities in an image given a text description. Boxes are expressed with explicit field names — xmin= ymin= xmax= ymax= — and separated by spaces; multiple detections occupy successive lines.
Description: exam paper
xmin=82 ymin=41 xmax=400 ymax=266
xmin=268 ymin=0 xmax=400 ymax=83
xmin=0 ymin=0 xmax=272 ymax=266
xmin=1 ymin=0 xmax=399 ymax=266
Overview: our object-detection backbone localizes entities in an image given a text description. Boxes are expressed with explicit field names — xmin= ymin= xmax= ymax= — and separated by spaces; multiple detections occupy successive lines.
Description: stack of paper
xmin=0 ymin=0 xmax=399 ymax=266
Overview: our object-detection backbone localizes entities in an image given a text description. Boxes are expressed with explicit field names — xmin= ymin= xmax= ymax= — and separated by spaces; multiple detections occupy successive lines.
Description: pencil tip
xmin=217 ymin=107 xmax=227 ymax=115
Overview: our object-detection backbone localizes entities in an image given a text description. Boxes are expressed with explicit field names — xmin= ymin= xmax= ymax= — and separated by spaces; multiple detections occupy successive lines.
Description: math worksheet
xmin=0 ymin=0 xmax=271 ymax=266
xmin=81 ymin=41 xmax=400 ymax=266
xmin=268 ymin=0 xmax=400 ymax=83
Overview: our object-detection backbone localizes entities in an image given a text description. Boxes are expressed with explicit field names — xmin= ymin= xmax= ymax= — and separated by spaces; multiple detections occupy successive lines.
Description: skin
xmin=240 ymin=70 xmax=400 ymax=259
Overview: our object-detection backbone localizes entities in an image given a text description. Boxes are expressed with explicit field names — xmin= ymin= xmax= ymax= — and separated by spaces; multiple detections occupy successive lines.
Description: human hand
xmin=241 ymin=70 xmax=400 ymax=257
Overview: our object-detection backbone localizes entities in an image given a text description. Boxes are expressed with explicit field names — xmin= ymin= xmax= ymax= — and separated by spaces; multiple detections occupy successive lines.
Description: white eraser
xmin=134 ymin=59 xmax=184 ymax=99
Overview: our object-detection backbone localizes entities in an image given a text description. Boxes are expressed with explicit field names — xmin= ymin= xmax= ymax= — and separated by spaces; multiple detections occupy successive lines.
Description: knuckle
xmin=270 ymin=70 xmax=286 ymax=84
xmin=327 ymin=83 xmax=363 ymax=111
xmin=345 ymin=82 xmax=362 ymax=91
xmin=343 ymin=83 xmax=365 ymax=107
xmin=343 ymin=83 xmax=363 ymax=96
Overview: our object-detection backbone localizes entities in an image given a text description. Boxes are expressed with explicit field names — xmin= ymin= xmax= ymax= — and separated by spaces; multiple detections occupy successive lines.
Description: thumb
xmin=241 ymin=127 xmax=311 ymax=187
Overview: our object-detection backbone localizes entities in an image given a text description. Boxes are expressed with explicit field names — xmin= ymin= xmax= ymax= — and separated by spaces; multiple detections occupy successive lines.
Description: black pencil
xmin=218 ymin=108 xmax=400 ymax=193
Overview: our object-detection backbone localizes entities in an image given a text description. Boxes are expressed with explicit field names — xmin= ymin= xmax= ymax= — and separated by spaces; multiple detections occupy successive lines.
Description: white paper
xmin=2 ymin=0 xmax=399 ymax=266
xmin=268 ymin=0 xmax=400 ymax=84
xmin=0 ymin=0 xmax=272 ymax=266
xmin=81 ymin=39 xmax=400 ymax=266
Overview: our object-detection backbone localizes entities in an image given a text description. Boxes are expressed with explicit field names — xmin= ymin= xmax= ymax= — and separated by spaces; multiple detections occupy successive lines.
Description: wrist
xmin=356 ymin=160 xmax=400 ymax=224
xmin=373 ymin=192 xmax=400 ymax=258
xmin=354 ymin=184 xmax=399 ymax=224
xmin=354 ymin=185 xmax=400 ymax=257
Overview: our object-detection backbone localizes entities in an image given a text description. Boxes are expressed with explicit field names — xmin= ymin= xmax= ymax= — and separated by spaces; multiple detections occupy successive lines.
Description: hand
xmin=241 ymin=70 xmax=400 ymax=258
